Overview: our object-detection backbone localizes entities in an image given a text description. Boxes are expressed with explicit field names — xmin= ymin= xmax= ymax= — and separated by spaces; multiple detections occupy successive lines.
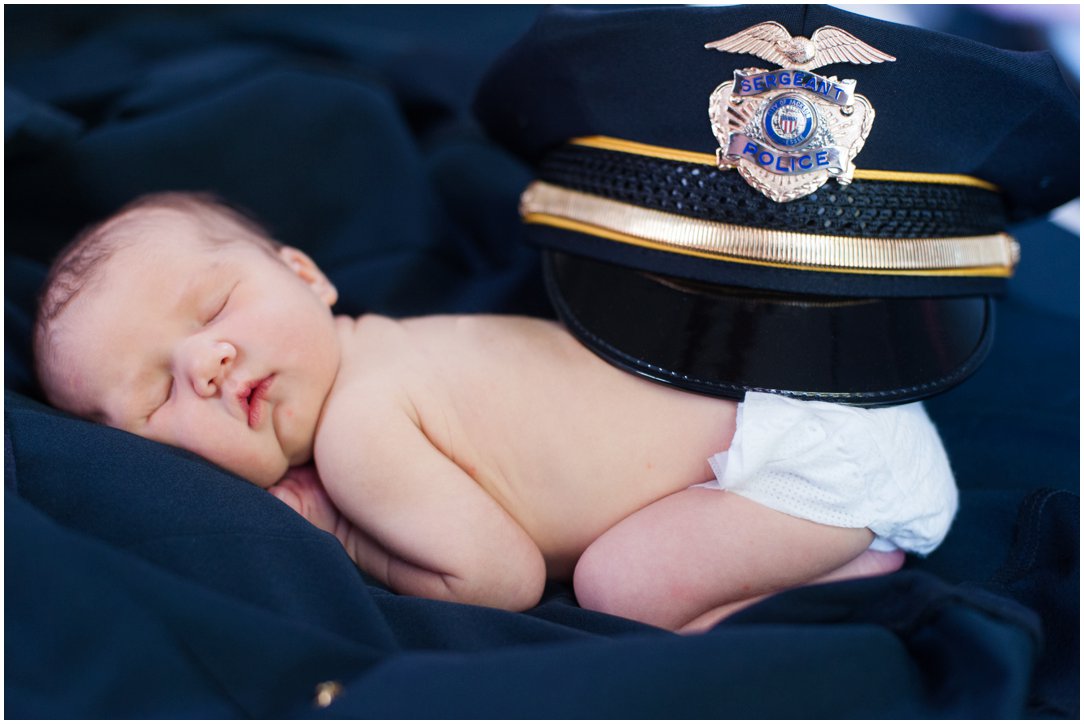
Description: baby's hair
xmin=33 ymin=191 xmax=281 ymax=397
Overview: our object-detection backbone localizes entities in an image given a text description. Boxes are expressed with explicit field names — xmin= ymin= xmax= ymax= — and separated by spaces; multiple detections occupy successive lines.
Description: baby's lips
xmin=226 ymin=376 xmax=255 ymax=421
xmin=246 ymin=375 xmax=276 ymax=428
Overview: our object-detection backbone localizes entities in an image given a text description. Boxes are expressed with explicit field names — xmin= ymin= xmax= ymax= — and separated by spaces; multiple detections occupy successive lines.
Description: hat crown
xmin=475 ymin=4 xmax=1078 ymax=220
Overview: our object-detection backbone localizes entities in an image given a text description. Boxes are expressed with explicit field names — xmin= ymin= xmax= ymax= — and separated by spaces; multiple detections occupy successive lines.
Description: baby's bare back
xmin=324 ymin=313 xmax=737 ymax=578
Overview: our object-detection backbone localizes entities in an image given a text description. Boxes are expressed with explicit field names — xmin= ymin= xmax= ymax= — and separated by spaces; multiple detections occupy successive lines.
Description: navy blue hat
xmin=475 ymin=4 xmax=1079 ymax=405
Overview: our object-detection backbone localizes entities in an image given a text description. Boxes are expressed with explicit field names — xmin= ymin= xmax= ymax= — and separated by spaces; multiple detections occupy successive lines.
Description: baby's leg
xmin=678 ymin=547 xmax=905 ymax=633
xmin=573 ymin=487 xmax=903 ymax=632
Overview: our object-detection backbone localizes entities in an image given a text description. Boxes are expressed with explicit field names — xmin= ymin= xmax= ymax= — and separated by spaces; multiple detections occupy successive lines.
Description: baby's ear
xmin=278 ymin=246 xmax=338 ymax=307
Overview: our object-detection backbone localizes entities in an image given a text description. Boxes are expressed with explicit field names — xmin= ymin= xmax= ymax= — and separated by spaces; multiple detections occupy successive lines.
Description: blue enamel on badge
xmin=764 ymin=95 xmax=816 ymax=148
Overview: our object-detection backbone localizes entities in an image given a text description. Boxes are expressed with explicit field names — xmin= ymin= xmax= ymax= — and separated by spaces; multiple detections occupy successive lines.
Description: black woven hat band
xmin=520 ymin=137 xmax=1018 ymax=297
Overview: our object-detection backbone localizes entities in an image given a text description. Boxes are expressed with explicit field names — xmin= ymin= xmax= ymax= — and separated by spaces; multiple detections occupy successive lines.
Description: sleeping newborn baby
xmin=34 ymin=192 xmax=957 ymax=632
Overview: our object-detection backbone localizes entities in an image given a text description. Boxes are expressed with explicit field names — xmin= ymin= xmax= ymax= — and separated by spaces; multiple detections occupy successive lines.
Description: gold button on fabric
xmin=313 ymin=680 xmax=344 ymax=708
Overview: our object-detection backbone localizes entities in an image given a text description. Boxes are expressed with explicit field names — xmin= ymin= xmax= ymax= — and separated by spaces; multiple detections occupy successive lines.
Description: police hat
xmin=475 ymin=4 xmax=1078 ymax=405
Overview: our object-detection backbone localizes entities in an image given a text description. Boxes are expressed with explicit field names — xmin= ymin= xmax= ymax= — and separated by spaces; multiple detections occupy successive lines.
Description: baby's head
xmin=35 ymin=192 xmax=342 ymax=488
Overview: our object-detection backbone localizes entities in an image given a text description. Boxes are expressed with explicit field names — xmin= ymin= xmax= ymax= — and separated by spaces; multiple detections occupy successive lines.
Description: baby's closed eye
xmin=204 ymin=283 xmax=236 ymax=325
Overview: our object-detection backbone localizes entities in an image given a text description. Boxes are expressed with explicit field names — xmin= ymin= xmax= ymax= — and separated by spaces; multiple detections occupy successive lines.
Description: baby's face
xmin=43 ymin=211 xmax=341 ymax=488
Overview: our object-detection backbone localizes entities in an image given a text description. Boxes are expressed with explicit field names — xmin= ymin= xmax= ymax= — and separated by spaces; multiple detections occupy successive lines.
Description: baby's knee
xmin=573 ymin=536 xmax=650 ymax=623
xmin=572 ymin=541 xmax=616 ymax=616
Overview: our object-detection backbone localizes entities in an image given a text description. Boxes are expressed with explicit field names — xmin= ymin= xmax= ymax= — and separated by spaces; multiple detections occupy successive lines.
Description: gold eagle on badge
xmin=704 ymin=22 xmax=896 ymax=71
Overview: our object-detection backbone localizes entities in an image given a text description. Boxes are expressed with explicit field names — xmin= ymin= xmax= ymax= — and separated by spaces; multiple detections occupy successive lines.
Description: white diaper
xmin=698 ymin=392 xmax=957 ymax=555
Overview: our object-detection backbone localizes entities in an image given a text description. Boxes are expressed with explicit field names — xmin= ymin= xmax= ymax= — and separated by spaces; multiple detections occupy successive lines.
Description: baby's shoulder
xmin=314 ymin=347 xmax=421 ymax=488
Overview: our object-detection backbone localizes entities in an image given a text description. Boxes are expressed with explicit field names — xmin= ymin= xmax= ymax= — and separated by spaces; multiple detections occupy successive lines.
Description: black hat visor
xmin=544 ymin=251 xmax=993 ymax=406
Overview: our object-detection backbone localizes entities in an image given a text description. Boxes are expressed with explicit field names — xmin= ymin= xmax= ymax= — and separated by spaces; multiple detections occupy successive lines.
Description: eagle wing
xmin=704 ymin=21 xmax=794 ymax=67
xmin=808 ymin=26 xmax=896 ymax=69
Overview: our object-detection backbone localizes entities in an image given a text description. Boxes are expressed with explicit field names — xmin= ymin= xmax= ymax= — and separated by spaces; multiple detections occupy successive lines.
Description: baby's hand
xmin=269 ymin=465 xmax=343 ymax=537
xmin=270 ymin=465 xmax=389 ymax=585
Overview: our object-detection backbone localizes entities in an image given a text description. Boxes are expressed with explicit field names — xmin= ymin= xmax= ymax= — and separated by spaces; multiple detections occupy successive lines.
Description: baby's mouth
xmin=241 ymin=375 xmax=275 ymax=428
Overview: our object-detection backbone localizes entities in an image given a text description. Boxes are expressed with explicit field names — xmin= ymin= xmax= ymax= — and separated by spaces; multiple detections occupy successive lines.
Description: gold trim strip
xmin=571 ymin=135 xmax=718 ymax=166
xmin=521 ymin=182 xmax=1017 ymax=278
xmin=569 ymin=135 xmax=1001 ymax=193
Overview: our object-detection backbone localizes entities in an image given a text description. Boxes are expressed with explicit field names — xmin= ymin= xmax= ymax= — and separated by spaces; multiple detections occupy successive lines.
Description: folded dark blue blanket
xmin=5 ymin=6 xmax=1078 ymax=718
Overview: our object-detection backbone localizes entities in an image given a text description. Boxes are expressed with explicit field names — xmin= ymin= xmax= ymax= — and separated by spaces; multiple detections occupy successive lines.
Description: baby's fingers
xmin=269 ymin=483 xmax=304 ymax=515
xmin=269 ymin=470 xmax=341 ymax=534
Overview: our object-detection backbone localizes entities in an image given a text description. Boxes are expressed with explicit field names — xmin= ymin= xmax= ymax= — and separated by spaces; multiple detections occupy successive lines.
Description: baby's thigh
xmin=573 ymin=487 xmax=873 ymax=630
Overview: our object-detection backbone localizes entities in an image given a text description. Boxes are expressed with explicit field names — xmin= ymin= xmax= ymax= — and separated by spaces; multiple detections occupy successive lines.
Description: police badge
xmin=706 ymin=22 xmax=895 ymax=202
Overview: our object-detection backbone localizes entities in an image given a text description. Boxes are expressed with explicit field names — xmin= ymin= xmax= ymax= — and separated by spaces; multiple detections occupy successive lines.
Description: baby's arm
xmin=271 ymin=465 xmax=509 ymax=605
xmin=308 ymin=393 xmax=546 ymax=612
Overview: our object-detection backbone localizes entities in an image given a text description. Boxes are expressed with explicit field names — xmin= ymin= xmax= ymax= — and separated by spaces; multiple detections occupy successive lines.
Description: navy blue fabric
xmin=4 ymin=6 xmax=1078 ymax=718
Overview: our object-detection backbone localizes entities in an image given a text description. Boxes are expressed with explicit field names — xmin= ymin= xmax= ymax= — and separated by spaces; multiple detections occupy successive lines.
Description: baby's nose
xmin=187 ymin=340 xmax=237 ymax=397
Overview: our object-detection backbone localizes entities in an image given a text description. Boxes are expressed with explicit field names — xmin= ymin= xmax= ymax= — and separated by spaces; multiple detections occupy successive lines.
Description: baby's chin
xmin=223 ymin=458 xmax=289 ymax=491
